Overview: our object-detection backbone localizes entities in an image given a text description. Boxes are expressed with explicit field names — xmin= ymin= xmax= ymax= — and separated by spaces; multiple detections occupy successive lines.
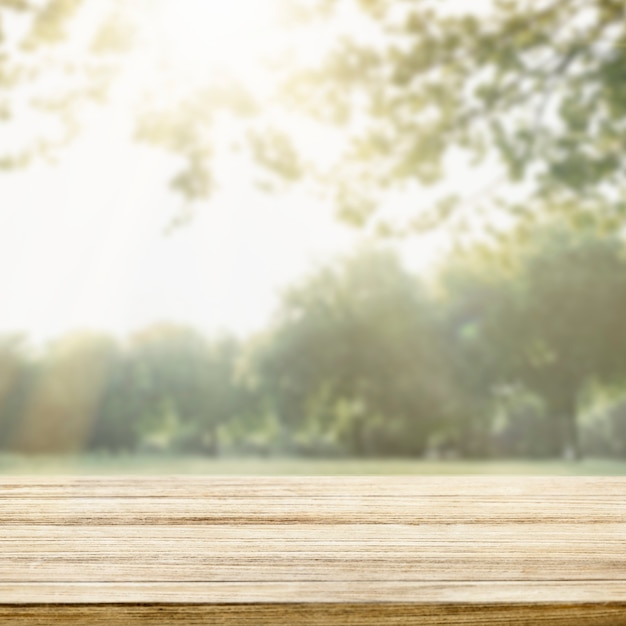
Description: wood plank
xmin=3 ymin=602 xmax=626 ymax=626
xmin=0 ymin=476 xmax=625 ymax=625
xmin=0 ymin=524 xmax=625 ymax=582
xmin=1 ymin=496 xmax=625 ymax=525
xmin=1 ymin=475 xmax=625 ymax=497
xmin=4 ymin=581 xmax=626 ymax=603
xmin=2 ymin=603 xmax=626 ymax=626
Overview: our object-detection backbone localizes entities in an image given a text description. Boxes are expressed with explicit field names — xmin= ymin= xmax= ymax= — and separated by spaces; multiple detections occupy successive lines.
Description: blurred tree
xmin=88 ymin=342 xmax=142 ymax=452
xmin=0 ymin=334 xmax=33 ymax=449
xmin=4 ymin=0 xmax=626 ymax=234
xmin=128 ymin=324 xmax=242 ymax=455
xmin=253 ymin=247 xmax=448 ymax=456
xmin=437 ymin=226 xmax=626 ymax=459
xmin=12 ymin=331 xmax=119 ymax=453
xmin=434 ymin=254 xmax=516 ymax=457
xmin=0 ymin=0 xmax=133 ymax=169
xmin=491 ymin=387 xmax=555 ymax=458
xmin=191 ymin=335 xmax=244 ymax=455
xmin=505 ymin=228 xmax=626 ymax=458
xmin=272 ymin=0 xmax=626 ymax=233
xmin=582 ymin=394 xmax=626 ymax=458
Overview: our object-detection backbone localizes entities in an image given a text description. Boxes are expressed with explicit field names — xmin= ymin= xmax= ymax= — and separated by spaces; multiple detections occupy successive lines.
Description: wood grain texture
xmin=0 ymin=476 xmax=625 ymax=625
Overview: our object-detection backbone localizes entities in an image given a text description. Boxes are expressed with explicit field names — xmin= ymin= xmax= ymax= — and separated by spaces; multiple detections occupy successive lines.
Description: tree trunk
xmin=205 ymin=422 xmax=219 ymax=457
xmin=551 ymin=393 xmax=580 ymax=461
xmin=562 ymin=409 xmax=581 ymax=460
xmin=351 ymin=415 xmax=366 ymax=457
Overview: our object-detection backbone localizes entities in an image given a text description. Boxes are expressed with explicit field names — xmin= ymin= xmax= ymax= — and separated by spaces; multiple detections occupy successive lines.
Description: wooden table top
xmin=1 ymin=475 xmax=625 ymax=625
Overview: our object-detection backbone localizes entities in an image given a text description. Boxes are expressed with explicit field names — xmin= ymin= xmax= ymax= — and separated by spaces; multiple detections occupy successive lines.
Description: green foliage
xmin=252 ymin=246 xmax=450 ymax=456
xmin=0 ymin=334 xmax=34 ymax=448
xmin=1 ymin=226 xmax=626 ymax=459
xmin=128 ymin=324 xmax=244 ymax=455
xmin=5 ymin=0 xmax=626 ymax=232
xmin=435 ymin=223 xmax=626 ymax=458
xmin=282 ymin=0 xmax=626 ymax=229
xmin=6 ymin=331 xmax=121 ymax=453
xmin=0 ymin=0 xmax=130 ymax=168
xmin=22 ymin=0 xmax=84 ymax=49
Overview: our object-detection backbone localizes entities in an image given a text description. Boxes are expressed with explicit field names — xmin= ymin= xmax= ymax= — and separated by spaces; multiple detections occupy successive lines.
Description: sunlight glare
xmin=150 ymin=0 xmax=279 ymax=82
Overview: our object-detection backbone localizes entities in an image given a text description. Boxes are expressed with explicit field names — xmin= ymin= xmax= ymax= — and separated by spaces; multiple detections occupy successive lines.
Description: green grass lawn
xmin=1 ymin=454 xmax=626 ymax=475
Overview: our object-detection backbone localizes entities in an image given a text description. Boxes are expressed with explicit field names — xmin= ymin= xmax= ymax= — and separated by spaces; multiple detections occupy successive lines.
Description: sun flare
xmin=147 ymin=0 xmax=281 ymax=84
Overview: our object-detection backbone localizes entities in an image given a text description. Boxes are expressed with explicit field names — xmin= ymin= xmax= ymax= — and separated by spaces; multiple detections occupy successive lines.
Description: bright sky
xmin=0 ymin=115 xmax=457 ymax=343
xmin=0 ymin=118 xmax=368 ymax=343
xmin=0 ymin=0 xmax=483 ymax=344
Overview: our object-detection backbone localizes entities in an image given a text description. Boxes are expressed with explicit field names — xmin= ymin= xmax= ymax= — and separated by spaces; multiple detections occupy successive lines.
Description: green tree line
xmin=2 ymin=223 xmax=626 ymax=459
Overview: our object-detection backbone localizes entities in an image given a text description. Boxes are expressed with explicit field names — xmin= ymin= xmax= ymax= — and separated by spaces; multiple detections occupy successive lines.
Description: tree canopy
xmin=252 ymin=247 xmax=447 ymax=455
xmin=2 ymin=0 xmax=624 ymax=233
xmin=436 ymin=225 xmax=626 ymax=458
xmin=0 ymin=229 xmax=625 ymax=458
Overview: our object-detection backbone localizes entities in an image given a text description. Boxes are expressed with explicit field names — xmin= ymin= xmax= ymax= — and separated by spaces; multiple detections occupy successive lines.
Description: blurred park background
xmin=1 ymin=0 xmax=626 ymax=473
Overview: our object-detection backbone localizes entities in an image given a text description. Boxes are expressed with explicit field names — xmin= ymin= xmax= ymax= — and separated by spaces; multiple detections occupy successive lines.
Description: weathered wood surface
xmin=1 ymin=476 xmax=625 ymax=625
